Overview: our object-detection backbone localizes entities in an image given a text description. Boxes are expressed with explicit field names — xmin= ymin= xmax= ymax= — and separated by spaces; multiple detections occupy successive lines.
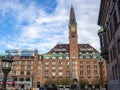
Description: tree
xmin=59 ymin=78 xmax=72 ymax=85
xmin=79 ymin=78 xmax=89 ymax=85
xmin=91 ymin=78 xmax=100 ymax=85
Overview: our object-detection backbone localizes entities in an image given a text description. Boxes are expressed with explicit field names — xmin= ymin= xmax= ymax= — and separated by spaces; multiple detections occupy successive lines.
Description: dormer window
xmin=59 ymin=57 xmax=62 ymax=60
xmin=52 ymin=57 xmax=56 ymax=60
xmin=59 ymin=52 xmax=62 ymax=54
xmin=45 ymin=57 xmax=49 ymax=60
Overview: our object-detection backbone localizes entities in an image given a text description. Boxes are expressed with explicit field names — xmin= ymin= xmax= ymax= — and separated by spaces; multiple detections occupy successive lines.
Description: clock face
xmin=71 ymin=27 xmax=76 ymax=32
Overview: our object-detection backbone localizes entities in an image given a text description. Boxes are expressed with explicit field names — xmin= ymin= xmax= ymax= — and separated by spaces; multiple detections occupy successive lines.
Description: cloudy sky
xmin=0 ymin=0 xmax=101 ymax=54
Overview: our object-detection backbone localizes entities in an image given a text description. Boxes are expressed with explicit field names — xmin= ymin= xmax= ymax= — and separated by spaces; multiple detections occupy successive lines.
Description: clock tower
xmin=69 ymin=5 xmax=79 ymax=81
xmin=69 ymin=5 xmax=78 ymax=60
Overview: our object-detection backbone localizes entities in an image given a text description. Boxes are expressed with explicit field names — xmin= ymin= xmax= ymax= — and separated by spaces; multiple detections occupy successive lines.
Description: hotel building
xmin=0 ymin=5 xmax=107 ymax=88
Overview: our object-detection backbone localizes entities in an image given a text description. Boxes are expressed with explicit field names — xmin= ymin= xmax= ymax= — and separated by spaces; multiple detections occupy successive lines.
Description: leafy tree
xmin=45 ymin=78 xmax=73 ymax=86
xmin=59 ymin=78 xmax=72 ymax=85
xmin=91 ymin=78 xmax=100 ymax=85
xmin=79 ymin=78 xmax=89 ymax=85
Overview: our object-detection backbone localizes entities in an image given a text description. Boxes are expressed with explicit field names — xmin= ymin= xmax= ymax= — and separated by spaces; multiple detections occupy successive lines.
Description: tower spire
xmin=69 ymin=4 xmax=77 ymax=25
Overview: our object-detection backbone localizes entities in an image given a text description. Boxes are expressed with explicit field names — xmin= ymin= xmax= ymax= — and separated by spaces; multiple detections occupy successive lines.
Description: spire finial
xmin=69 ymin=4 xmax=77 ymax=25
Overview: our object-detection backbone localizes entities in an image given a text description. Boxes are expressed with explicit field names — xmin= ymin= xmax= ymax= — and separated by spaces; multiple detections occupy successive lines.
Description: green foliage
xmin=59 ymin=78 xmax=72 ymax=85
xmin=79 ymin=78 xmax=89 ymax=85
xmin=45 ymin=78 xmax=72 ymax=85
xmin=91 ymin=78 xmax=100 ymax=85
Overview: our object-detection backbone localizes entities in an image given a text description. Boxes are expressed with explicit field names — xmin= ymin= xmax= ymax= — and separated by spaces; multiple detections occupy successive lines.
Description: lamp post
xmin=1 ymin=54 xmax=13 ymax=89
xmin=98 ymin=54 xmax=104 ymax=88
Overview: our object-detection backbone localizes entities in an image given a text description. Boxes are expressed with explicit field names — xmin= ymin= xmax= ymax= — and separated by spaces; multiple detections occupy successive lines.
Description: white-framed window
xmin=52 ymin=72 xmax=56 ymax=76
xmin=13 ymin=71 xmax=17 ymax=75
xmin=38 ymin=61 xmax=41 ymax=64
xmin=45 ymin=67 xmax=48 ymax=70
xmin=37 ymin=71 xmax=40 ymax=75
xmin=52 ymin=62 xmax=56 ymax=65
xmin=66 ymin=56 xmax=69 ymax=60
xmin=45 ymin=62 xmax=49 ymax=65
xmin=52 ymin=67 xmax=56 ymax=70
xmin=59 ymin=67 xmax=63 ymax=70
xmin=72 ymin=66 xmax=77 ymax=69
xmin=59 ymin=72 xmax=63 ymax=76
xmin=27 ymin=61 xmax=31 ymax=64
xmin=38 ymin=66 xmax=40 ymax=70
xmin=13 ymin=61 xmax=19 ymax=64
xmin=45 ymin=57 xmax=49 ymax=60
xmin=59 ymin=57 xmax=62 ymax=59
xmin=52 ymin=57 xmax=56 ymax=60
xmin=66 ymin=61 xmax=69 ymax=65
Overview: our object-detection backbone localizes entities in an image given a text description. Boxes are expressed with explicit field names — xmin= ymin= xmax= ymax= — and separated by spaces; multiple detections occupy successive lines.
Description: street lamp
xmin=98 ymin=54 xmax=104 ymax=88
xmin=1 ymin=54 xmax=13 ymax=89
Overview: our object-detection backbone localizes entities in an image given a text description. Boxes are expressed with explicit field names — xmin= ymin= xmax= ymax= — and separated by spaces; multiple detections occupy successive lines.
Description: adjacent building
xmin=0 ymin=5 xmax=107 ymax=88
xmin=98 ymin=0 xmax=120 ymax=90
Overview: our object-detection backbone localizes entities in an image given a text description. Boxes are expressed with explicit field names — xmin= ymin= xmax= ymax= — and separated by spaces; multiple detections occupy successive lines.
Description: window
xmin=38 ymin=66 xmax=40 ymax=70
xmin=27 ymin=61 xmax=31 ymax=64
xmin=66 ymin=56 xmax=69 ymax=60
xmin=110 ymin=49 xmax=113 ymax=62
xmin=37 ymin=71 xmax=40 ymax=75
xmin=13 ymin=61 xmax=18 ymax=64
xmin=45 ymin=62 xmax=49 ymax=65
xmin=72 ymin=60 xmax=76 ymax=64
xmin=112 ymin=46 xmax=116 ymax=60
xmin=72 ymin=66 xmax=77 ymax=69
xmin=80 ymin=71 xmax=84 ymax=75
xmin=113 ymin=11 xmax=118 ymax=31
xmin=52 ymin=57 xmax=56 ymax=60
xmin=27 ymin=71 xmax=30 ymax=75
xmin=59 ymin=56 xmax=62 ymax=59
xmin=14 ymin=78 xmax=17 ymax=81
xmin=87 ymin=61 xmax=90 ymax=65
xmin=112 ymin=66 xmax=115 ymax=80
xmin=94 ymin=70 xmax=98 ymax=76
xmin=21 ymin=61 xmax=25 ymax=64
xmin=80 ymin=61 xmax=83 ymax=65
xmin=52 ymin=72 xmax=56 ymax=76
xmin=27 ymin=66 xmax=31 ymax=70
xmin=52 ymin=67 xmax=56 ymax=70
xmin=115 ymin=64 xmax=118 ymax=80
xmin=13 ymin=71 xmax=17 ymax=75
xmin=80 ymin=65 xmax=83 ymax=70
xmin=118 ymin=0 xmax=120 ymax=18
xmin=45 ymin=57 xmax=49 ymax=60
xmin=21 ymin=66 xmax=25 ymax=70
xmin=26 ymin=78 xmax=30 ymax=81
xmin=66 ymin=61 xmax=69 ymax=65
xmin=13 ymin=66 xmax=17 ymax=70
xmin=87 ymin=65 xmax=90 ymax=70
xmin=20 ymin=71 xmax=24 ymax=75
xmin=117 ymin=39 xmax=120 ymax=53
xmin=45 ymin=67 xmax=48 ymax=70
xmin=52 ymin=62 xmax=56 ymax=65
xmin=59 ymin=62 xmax=62 ymax=65
xmin=109 ymin=22 xmax=114 ymax=38
xmin=59 ymin=72 xmax=63 ymax=76
xmin=94 ymin=65 xmax=97 ymax=70
xmin=107 ymin=28 xmax=112 ymax=42
xmin=19 ymin=78 xmax=24 ymax=81
xmin=94 ymin=61 xmax=97 ymax=65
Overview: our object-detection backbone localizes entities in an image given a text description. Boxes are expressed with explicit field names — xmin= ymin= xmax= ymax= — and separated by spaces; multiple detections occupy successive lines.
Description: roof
xmin=45 ymin=43 xmax=99 ymax=54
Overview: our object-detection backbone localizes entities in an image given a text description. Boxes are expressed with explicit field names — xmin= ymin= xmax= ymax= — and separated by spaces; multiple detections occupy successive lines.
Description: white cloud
xmin=0 ymin=0 xmax=101 ymax=54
